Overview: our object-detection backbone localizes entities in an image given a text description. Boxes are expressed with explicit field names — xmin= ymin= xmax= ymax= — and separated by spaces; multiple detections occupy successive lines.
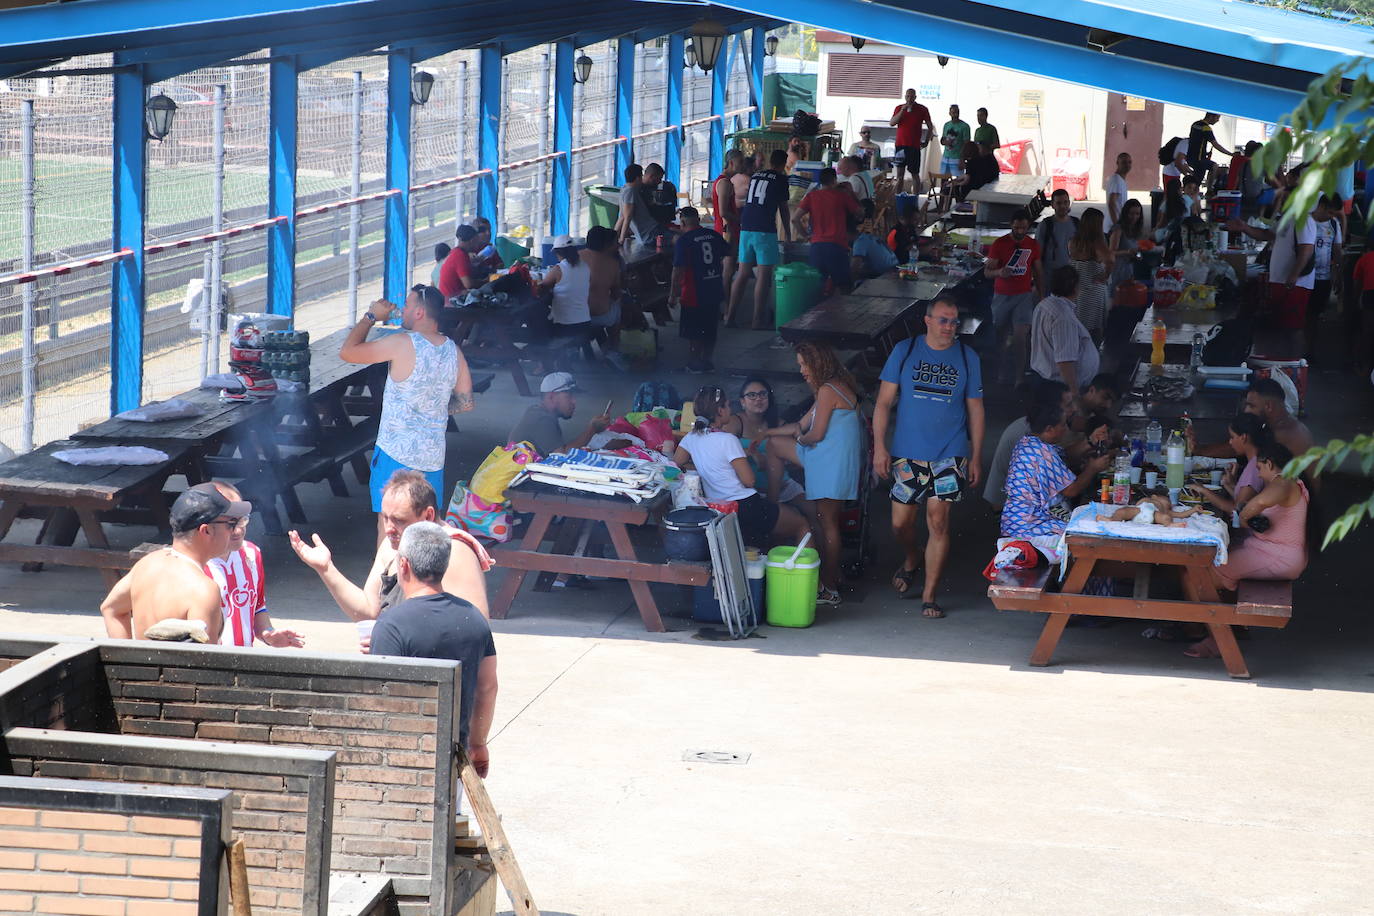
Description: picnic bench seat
xmin=986 ymin=565 xmax=1055 ymax=607
xmin=1236 ymin=578 xmax=1294 ymax=621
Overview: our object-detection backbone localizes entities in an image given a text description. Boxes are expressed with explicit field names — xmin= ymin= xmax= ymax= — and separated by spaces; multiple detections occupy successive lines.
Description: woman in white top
xmin=673 ymin=386 xmax=812 ymax=553
xmin=539 ymin=237 xmax=592 ymax=328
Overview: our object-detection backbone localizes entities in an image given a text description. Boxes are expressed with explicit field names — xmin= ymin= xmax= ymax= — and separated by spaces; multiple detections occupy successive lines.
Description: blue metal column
xmin=749 ymin=29 xmax=765 ymax=128
xmin=709 ymin=40 xmax=728 ymax=182
xmin=477 ymin=45 xmax=500 ymax=229
xmin=267 ymin=56 xmax=298 ymax=318
xmin=665 ymin=33 xmax=684 ymax=190
xmin=551 ymin=41 xmax=573 ymax=237
xmin=110 ymin=64 xmax=147 ymax=413
xmin=383 ymin=50 xmax=413 ymax=305
xmin=614 ymin=37 xmax=634 ymax=178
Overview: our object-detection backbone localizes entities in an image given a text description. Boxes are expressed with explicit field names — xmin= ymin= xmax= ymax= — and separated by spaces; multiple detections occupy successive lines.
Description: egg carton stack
xmin=261 ymin=330 xmax=311 ymax=385
xmin=515 ymin=448 xmax=665 ymax=502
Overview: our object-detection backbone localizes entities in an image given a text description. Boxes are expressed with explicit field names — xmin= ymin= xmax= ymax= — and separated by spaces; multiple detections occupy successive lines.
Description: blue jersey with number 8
xmin=673 ymin=227 xmax=727 ymax=310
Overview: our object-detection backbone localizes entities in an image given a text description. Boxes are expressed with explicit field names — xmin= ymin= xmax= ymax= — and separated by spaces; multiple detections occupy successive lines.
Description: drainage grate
xmin=682 ymin=750 xmax=750 ymax=765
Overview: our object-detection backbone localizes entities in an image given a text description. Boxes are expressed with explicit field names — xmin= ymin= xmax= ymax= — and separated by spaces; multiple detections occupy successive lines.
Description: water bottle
xmin=1150 ymin=319 xmax=1167 ymax=366
xmin=1190 ymin=332 xmax=1205 ymax=370
xmin=1112 ymin=455 xmax=1132 ymax=506
xmin=1130 ymin=438 xmax=1145 ymax=468
xmin=1145 ymin=419 xmax=1163 ymax=463
xmin=1165 ymin=429 xmax=1186 ymax=491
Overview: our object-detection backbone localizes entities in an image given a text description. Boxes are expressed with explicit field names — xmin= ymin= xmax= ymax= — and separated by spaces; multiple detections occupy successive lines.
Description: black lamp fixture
xmin=411 ymin=69 xmax=435 ymax=105
xmin=850 ymin=35 xmax=866 ymax=52
xmin=144 ymin=93 xmax=177 ymax=142
xmin=691 ymin=18 xmax=727 ymax=72
xmin=936 ymin=54 xmax=950 ymax=67
xmin=764 ymin=34 xmax=779 ymax=57
xmin=684 ymin=40 xmax=698 ymax=71
xmin=574 ymin=52 xmax=593 ymax=85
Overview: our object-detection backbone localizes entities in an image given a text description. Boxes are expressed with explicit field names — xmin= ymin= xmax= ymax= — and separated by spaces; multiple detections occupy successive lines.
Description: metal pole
xmin=497 ymin=57 xmax=508 ymax=235
xmin=349 ymin=70 xmax=362 ymax=321
xmin=198 ymin=251 xmax=212 ymax=379
xmin=20 ymin=100 xmax=36 ymax=453
xmin=456 ymin=60 xmax=468 ymax=223
xmin=535 ymin=49 xmax=550 ymax=251
xmin=571 ymin=79 xmax=582 ymax=237
xmin=208 ymin=84 xmax=225 ymax=371
xmin=406 ymin=95 xmax=417 ymax=288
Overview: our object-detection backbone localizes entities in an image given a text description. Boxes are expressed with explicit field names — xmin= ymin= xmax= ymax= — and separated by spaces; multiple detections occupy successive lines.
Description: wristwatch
xmin=363 ymin=311 xmax=378 ymax=323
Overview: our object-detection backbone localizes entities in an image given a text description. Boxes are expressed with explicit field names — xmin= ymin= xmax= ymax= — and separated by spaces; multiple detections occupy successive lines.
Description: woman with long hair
xmin=721 ymin=377 xmax=817 ymax=528
xmin=1185 ymin=412 xmax=1272 ymax=514
xmin=763 ymin=343 xmax=864 ymax=606
xmin=673 ymin=386 xmax=812 ymax=551
xmin=1067 ymin=207 xmax=1111 ymax=341
xmin=1107 ymin=198 xmax=1145 ymax=292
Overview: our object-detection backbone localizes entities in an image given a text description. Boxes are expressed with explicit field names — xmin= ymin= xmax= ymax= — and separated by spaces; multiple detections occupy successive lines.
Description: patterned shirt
xmin=1000 ymin=435 xmax=1075 ymax=538
xmin=375 ymin=332 xmax=459 ymax=472
xmin=208 ymin=542 xmax=265 ymax=648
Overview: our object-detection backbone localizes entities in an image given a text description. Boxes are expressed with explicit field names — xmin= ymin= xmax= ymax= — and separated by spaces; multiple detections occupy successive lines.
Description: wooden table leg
xmin=489 ymin=511 xmax=553 ymax=619
xmin=75 ymin=510 xmax=121 ymax=590
xmin=1030 ymin=613 xmax=1071 ymax=666
xmin=604 ymin=519 xmax=666 ymax=633
xmin=0 ymin=500 xmax=22 ymax=541
xmin=1183 ymin=564 xmax=1251 ymax=678
xmin=535 ymin=517 xmax=583 ymax=592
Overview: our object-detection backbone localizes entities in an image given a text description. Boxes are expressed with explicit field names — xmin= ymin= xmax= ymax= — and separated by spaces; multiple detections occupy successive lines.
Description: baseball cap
xmin=539 ymin=371 xmax=579 ymax=394
xmin=551 ymin=234 xmax=584 ymax=250
xmin=169 ymin=483 xmax=251 ymax=534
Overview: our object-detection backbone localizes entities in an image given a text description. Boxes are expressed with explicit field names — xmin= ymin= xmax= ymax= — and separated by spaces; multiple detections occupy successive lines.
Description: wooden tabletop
xmin=778 ymin=295 xmax=920 ymax=349
xmin=0 ymin=440 xmax=188 ymax=505
xmin=854 ymin=274 xmax=950 ymax=304
xmin=506 ymin=481 xmax=668 ymax=524
xmin=965 ymin=174 xmax=1049 ymax=205
xmin=1118 ymin=361 xmax=1244 ymax=423
xmin=1130 ymin=306 xmax=1231 ymax=346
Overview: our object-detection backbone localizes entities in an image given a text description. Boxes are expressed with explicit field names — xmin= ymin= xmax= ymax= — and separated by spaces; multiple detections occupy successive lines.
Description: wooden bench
xmin=987 ymin=535 xmax=1293 ymax=679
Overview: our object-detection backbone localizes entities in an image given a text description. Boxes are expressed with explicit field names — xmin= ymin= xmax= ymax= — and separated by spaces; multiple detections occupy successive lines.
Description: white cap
xmin=551 ymin=234 xmax=584 ymax=250
xmin=540 ymin=371 xmax=579 ymax=394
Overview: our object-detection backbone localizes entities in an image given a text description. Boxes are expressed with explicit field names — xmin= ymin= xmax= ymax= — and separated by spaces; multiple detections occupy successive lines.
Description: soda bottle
xmin=1151 ymin=319 xmax=1167 ymax=366
xmin=1145 ymin=419 xmax=1163 ymax=463
xmin=1190 ymin=332 xmax=1205 ymax=370
xmin=1165 ymin=429 xmax=1186 ymax=490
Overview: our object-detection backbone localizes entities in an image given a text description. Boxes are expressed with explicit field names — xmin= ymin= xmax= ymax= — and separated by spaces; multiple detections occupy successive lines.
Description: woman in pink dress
xmin=1187 ymin=443 xmax=1308 ymax=659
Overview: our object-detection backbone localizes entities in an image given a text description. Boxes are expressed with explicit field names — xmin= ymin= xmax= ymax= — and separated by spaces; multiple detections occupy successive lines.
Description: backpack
xmin=1158 ymin=137 xmax=1182 ymax=166
xmin=1202 ymin=317 xmax=1253 ymax=366
xmin=631 ymin=381 xmax=682 ymax=413
xmin=791 ymin=109 xmax=822 ymax=138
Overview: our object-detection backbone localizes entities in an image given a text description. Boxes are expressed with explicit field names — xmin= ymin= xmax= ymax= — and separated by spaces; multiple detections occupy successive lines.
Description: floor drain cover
xmin=682 ymin=750 xmax=750 ymax=765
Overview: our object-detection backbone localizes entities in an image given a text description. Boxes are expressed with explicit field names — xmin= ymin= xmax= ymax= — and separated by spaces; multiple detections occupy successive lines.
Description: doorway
xmin=1103 ymin=94 xmax=1163 ymax=192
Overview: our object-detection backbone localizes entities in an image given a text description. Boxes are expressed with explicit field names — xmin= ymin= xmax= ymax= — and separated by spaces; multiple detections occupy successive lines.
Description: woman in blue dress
xmin=763 ymin=343 xmax=864 ymax=606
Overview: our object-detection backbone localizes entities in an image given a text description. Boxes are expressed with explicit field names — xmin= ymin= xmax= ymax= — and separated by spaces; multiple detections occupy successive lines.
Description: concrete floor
xmin=2 ymin=315 xmax=1373 ymax=915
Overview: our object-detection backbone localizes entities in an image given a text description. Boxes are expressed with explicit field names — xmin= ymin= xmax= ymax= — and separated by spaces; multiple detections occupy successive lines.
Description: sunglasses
xmin=208 ymin=516 xmax=249 ymax=530
xmin=741 ymin=390 xmax=770 ymax=400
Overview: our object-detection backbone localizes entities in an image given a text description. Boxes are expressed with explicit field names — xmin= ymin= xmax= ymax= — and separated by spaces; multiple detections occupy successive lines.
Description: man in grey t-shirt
xmin=1035 ymin=189 xmax=1078 ymax=273
xmin=506 ymin=372 xmax=611 ymax=456
xmin=616 ymin=163 xmax=667 ymax=256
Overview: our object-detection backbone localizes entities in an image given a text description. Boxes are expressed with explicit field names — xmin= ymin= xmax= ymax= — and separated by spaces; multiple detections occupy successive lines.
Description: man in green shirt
xmin=973 ymin=108 xmax=1000 ymax=150
xmin=938 ymin=104 xmax=972 ymax=178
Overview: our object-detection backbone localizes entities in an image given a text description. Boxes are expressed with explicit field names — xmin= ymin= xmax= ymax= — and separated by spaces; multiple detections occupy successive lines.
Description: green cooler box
xmin=773 ymin=262 xmax=822 ymax=329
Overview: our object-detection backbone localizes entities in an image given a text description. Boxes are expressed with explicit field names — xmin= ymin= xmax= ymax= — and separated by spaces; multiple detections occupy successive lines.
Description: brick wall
xmin=0 ymin=646 xmax=117 ymax=735
xmin=0 ymin=804 xmax=201 ymax=916
xmin=97 ymin=647 xmax=461 ymax=916
xmin=5 ymin=746 xmax=326 ymax=916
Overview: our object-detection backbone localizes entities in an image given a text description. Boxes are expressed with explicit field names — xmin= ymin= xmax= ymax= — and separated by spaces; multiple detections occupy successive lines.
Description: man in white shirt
xmin=1030 ymin=265 xmax=1100 ymax=393
xmin=1161 ymin=136 xmax=1189 ymax=190
xmin=1229 ymin=212 xmax=1316 ymax=358
xmin=837 ymin=155 xmax=874 ymax=218
xmin=1305 ymin=194 xmax=1344 ymax=359
xmin=1104 ymin=153 xmax=1131 ymax=233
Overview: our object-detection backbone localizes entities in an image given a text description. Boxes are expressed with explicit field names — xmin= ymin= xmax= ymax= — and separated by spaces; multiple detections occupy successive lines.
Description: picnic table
xmin=444 ymin=293 xmax=543 ymax=397
xmin=488 ymin=483 xmax=710 ymax=632
xmin=777 ymin=294 xmax=921 ymax=353
xmin=965 ymin=174 xmax=1049 ymax=226
xmin=0 ymin=440 xmax=188 ymax=586
xmin=1130 ymin=305 xmax=1231 ymax=355
xmin=855 ymin=268 xmax=984 ymax=336
xmin=988 ymin=533 xmax=1292 ymax=679
xmin=1117 ymin=361 xmax=1245 ymax=424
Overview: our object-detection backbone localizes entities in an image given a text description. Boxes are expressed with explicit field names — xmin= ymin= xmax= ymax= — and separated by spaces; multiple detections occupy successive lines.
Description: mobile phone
xmin=604 ymin=399 xmax=614 ymax=417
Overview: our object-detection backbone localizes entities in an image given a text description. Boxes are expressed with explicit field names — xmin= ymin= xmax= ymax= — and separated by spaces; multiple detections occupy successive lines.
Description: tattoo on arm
xmin=453 ymin=392 xmax=475 ymax=413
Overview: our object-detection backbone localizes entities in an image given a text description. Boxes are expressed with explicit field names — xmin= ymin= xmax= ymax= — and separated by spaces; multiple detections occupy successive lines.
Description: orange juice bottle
xmin=1150 ymin=319 xmax=1167 ymax=366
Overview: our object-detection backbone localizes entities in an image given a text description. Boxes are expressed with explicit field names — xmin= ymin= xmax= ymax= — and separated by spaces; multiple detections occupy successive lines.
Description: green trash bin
xmin=773 ymin=262 xmax=823 ymax=329
xmin=765 ymin=546 xmax=820 ymax=627
xmin=586 ymin=185 xmax=621 ymax=230
xmin=494 ymin=235 xmax=531 ymax=266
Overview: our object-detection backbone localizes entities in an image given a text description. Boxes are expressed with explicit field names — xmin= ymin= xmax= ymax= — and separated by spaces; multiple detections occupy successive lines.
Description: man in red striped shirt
xmin=200 ymin=482 xmax=304 ymax=649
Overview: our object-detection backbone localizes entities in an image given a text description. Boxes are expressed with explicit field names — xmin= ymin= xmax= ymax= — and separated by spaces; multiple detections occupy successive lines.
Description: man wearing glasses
xmin=341 ymin=284 xmax=473 ymax=540
xmin=100 ymin=486 xmax=243 ymax=641
xmin=872 ymin=296 xmax=985 ymax=619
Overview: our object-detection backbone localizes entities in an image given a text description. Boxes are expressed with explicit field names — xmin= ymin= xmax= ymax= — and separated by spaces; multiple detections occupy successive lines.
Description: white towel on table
xmin=52 ymin=446 xmax=170 ymax=467
xmin=115 ymin=399 xmax=204 ymax=423
xmin=1059 ymin=502 xmax=1230 ymax=566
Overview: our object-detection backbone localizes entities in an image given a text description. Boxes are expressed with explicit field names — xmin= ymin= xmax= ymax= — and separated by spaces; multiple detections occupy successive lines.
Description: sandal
xmin=891 ymin=566 xmax=917 ymax=598
xmin=816 ymin=587 xmax=842 ymax=607
xmin=921 ymin=601 xmax=945 ymax=619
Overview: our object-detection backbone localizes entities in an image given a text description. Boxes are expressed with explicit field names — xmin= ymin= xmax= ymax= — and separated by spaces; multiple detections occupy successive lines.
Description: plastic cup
xmin=1129 ymin=467 xmax=1142 ymax=484
xmin=1184 ymin=457 xmax=1195 ymax=474
xmin=1144 ymin=471 xmax=1159 ymax=489
xmin=1210 ymin=469 xmax=1223 ymax=487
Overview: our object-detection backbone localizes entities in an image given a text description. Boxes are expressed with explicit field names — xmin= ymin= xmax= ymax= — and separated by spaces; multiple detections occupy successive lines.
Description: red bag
xmin=635 ymin=416 xmax=676 ymax=451
xmin=981 ymin=540 xmax=1043 ymax=581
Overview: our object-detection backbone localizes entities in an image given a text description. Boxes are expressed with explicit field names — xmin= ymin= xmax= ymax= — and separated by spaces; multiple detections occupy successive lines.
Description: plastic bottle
xmin=1145 ymin=419 xmax=1163 ymax=462
xmin=1191 ymin=332 xmax=1205 ymax=370
xmin=1112 ymin=455 xmax=1132 ymax=505
xmin=1165 ymin=429 xmax=1186 ymax=490
xmin=1150 ymin=319 xmax=1167 ymax=366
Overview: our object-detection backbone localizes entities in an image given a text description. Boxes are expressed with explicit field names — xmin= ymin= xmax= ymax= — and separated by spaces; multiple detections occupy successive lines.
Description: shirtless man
xmin=1191 ymin=378 xmax=1313 ymax=459
xmin=100 ymin=486 xmax=243 ymax=641
xmin=582 ymin=225 xmax=624 ymax=332
xmin=289 ymin=470 xmax=493 ymax=632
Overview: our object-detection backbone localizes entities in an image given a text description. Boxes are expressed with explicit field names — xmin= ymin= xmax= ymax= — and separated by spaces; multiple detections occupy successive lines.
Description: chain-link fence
xmin=0 ymin=37 xmax=764 ymax=451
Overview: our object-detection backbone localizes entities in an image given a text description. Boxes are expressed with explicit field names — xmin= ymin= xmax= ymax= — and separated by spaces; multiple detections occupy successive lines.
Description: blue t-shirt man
xmin=740 ymin=168 xmax=787 ymax=234
xmin=879 ymin=334 xmax=983 ymax=460
xmin=673 ymin=226 xmax=727 ymax=311
xmin=852 ymin=233 xmax=898 ymax=275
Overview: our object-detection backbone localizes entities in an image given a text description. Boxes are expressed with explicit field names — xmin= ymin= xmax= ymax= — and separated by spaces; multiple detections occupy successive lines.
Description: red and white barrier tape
xmin=144 ymin=215 xmax=287 ymax=255
xmin=499 ymin=151 xmax=567 ymax=173
xmin=411 ymin=169 xmax=493 ymax=192
xmin=294 ymin=187 xmax=402 ymax=219
xmin=1 ymin=249 xmax=133 ymax=286
xmin=571 ymin=135 xmax=629 ymax=156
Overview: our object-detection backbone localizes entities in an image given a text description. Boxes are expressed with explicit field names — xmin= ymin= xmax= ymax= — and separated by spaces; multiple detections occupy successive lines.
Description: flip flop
xmin=921 ymin=601 xmax=945 ymax=619
xmin=1183 ymin=636 xmax=1222 ymax=659
xmin=891 ymin=566 xmax=917 ymax=598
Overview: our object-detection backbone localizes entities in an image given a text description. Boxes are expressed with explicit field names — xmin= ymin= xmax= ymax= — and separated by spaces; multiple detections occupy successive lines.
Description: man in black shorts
xmin=669 ymin=207 xmax=728 ymax=373
xmin=889 ymin=88 xmax=934 ymax=196
xmin=872 ymin=297 xmax=985 ymax=618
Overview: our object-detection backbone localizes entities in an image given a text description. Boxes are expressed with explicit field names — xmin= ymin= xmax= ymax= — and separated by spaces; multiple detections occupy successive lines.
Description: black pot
xmin=662 ymin=507 xmax=717 ymax=562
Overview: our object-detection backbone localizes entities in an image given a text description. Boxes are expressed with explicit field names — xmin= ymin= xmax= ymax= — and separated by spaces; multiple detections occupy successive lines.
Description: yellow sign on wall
xmin=1019 ymin=90 xmax=1044 ymax=107
xmin=1017 ymin=109 xmax=1040 ymax=128
xmin=1125 ymin=95 xmax=1147 ymax=111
